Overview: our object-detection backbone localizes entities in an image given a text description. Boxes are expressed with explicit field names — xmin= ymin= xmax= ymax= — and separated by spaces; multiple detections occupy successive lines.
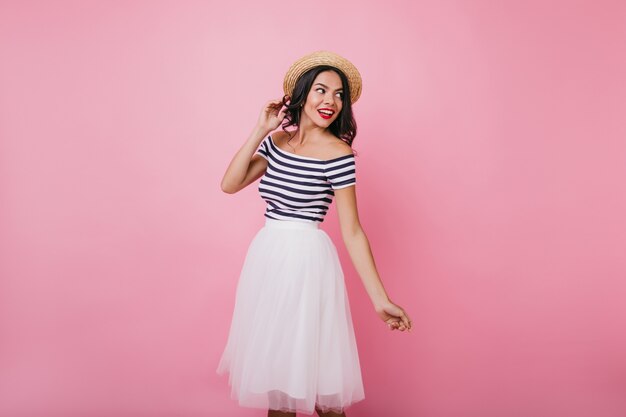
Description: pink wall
xmin=1 ymin=1 xmax=625 ymax=416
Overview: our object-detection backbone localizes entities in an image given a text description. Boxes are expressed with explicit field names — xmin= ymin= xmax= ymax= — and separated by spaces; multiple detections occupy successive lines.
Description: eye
xmin=316 ymin=87 xmax=343 ymax=99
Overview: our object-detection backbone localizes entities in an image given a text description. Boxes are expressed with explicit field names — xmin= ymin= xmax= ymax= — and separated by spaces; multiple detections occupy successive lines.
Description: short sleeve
xmin=325 ymin=154 xmax=356 ymax=190
xmin=255 ymin=136 xmax=270 ymax=160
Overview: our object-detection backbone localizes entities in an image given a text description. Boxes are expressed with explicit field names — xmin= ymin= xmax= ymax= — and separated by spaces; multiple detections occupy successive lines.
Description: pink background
xmin=1 ymin=1 xmax=625 ymax=416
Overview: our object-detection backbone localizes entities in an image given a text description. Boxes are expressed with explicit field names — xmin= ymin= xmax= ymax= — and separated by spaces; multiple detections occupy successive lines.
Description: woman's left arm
xmin=334 ymin=186 xmax=412 ymax=332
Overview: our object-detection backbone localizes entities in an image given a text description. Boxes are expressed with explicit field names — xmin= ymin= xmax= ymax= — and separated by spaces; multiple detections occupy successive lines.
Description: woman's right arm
xmin=220 ymin=125 xmax=270 ymax=194
xmin=220 ymin=97 xmax=289 ymax=194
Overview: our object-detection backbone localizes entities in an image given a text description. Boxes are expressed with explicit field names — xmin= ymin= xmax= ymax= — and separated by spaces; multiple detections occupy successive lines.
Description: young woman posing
xmin=217 ymin=51 xmax=412 ymax=417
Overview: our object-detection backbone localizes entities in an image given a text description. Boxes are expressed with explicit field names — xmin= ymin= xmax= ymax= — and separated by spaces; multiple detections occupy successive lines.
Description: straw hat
xmin=283 ymin=50 xmax=362 ymax=104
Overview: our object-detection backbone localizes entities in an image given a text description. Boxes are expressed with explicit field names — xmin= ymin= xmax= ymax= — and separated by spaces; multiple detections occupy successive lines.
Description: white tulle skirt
xmin=216 ymin=217 xmax=365 ymax=415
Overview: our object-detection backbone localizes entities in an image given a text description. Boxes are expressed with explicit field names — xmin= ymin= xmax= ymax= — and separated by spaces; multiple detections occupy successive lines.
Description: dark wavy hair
xmin=279 ymin=65 xmax=358 ymax=148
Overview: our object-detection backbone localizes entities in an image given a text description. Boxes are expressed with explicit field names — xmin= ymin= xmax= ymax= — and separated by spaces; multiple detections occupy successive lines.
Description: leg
xmin=315 ymin=405 xmax=346 ymax=417
xmin=268 ymin=410 xmax=296 ymax=417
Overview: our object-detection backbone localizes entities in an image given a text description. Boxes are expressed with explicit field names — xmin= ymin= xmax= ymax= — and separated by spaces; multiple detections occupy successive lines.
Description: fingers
xmin=268 ymin=97 xmax=287 ymax=106
xmin=265 ymin=96 xmax=291 ymax=123
xmin=265 ymin=99 xmax=282 ymax=111
xmin=266 ymin=102 xmax=281 ymax=111
xmin=401 ymin=313 xmax=412 ymax=332
xmin=391 ymin=302 xmax=412 ymax=332
xmin=386 ymin=315 xmax=412 ymax=333
xmin=386 ymin=319 xmax=402 ymax=331
xmin=390 ymin=322 xmax=406 ymax=331
xmin=268 ymin=96 xmax=291 ymax=108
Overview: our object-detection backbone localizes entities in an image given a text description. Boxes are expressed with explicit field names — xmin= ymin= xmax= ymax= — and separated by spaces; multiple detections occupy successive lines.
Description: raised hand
xmin=257 ymin=96 xmax=290 ymax=132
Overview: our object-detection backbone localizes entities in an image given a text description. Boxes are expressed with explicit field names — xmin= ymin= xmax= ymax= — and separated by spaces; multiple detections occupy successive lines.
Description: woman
xmin=217 ymin=51 xmax=412 ymax=417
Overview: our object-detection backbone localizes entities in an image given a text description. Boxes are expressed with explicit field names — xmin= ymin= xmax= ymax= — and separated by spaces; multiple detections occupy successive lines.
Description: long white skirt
xmin=216 ymin=217 xmax=365 ymax=415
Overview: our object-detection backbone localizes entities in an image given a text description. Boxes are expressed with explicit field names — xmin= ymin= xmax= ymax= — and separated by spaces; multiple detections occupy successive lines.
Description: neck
xmin=293 ymin=115 xmax=327 ymax=145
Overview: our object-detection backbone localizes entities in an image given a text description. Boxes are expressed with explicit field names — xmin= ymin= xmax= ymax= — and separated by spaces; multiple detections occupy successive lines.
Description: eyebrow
xmin=314 ymin=83 xmax=343 ymax=92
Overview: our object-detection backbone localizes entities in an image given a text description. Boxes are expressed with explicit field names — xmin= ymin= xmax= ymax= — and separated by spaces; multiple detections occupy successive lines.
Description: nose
xmin=323 ymin=93 xmax=335 ymax=106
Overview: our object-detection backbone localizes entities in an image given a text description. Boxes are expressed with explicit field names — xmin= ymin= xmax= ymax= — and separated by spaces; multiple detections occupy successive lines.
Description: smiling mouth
xmin=318 ymin=110 xmax=334 ymax=119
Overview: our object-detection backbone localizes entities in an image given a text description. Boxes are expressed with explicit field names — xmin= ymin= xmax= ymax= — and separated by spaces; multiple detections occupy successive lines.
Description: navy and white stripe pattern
xmin=255 ymin=134 xmax=356 ymax=223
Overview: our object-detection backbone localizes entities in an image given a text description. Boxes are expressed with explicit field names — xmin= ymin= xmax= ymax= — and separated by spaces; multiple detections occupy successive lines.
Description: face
xmin=301 ymin=70 xmax=344 ymax=128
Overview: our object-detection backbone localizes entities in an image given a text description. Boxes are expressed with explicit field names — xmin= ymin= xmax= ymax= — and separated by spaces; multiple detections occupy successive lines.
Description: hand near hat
xmin=375 ymin=299 xmax=412 ymax=333
xmin=257 ymin=96 xmax=290 ymax=132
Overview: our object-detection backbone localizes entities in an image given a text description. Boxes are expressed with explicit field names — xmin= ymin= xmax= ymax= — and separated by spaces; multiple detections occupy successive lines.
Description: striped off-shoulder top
xmin=254 ymin=134 xmax=356 ymax=223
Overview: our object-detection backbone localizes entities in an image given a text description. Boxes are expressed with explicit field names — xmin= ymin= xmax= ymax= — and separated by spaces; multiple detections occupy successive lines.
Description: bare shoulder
xmin=325 ymin=136 xmax=354 ymax=159
xmin=270 ymin=130 xmax=290 ymax=146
